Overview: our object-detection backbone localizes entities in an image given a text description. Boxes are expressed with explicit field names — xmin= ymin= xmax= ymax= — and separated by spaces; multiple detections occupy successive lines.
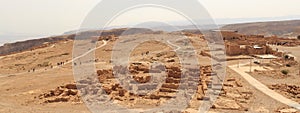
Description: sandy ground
xmin=0 ymin=35 xmax=299 ymax=113
xmin=0 ymin=63 xmax=293 ymax=113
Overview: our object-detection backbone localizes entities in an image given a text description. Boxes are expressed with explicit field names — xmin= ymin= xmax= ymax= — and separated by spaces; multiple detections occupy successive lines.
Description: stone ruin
xmin=38 ymin=63 xmax=253 ymax=112
xmin=225 ymin=42 xmax=275 ymax=56
xmin=37 ymin=83 xmax=81 ymax=103
xmin=99 ymin=63 xmax=204 ymax=102
xmin=269 ymin=84 xmax=300 ymax=102
xmin=212 ymin=78 xmax=252 ymax=111
xmin=252 ymin=70 xmax=291 ymax=79
xmin=218 ymin=31 xmax=300 ymax=56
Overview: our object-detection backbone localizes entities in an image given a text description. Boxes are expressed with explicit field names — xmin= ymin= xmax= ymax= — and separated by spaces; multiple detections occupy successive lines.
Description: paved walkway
xmin=229 ymin=63 xmax=300 ymax=110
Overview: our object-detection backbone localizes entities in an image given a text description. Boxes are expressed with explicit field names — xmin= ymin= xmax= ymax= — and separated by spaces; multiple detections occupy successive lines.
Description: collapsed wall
xmin=38 ymin=63 xmax=252 ymax=111
xmin=38 ymin=64 xmax=212 ymax=105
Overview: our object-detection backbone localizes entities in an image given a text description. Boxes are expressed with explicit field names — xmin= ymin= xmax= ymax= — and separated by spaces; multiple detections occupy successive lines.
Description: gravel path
xmin=229 ymin=63 xmax=300 ymax=110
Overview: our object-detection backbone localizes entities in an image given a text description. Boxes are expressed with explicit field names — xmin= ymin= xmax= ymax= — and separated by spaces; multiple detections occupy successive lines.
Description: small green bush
xmin=281 ymin=70 xmax=289 ymax=75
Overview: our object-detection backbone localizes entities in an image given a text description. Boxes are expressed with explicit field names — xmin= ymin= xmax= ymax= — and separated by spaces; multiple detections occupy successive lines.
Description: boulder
xmin=278 ymin=108 xmax=298 ymax=113
xmin=167 ymin=59 xmax=175 ymax=62
xmin=54 ymin=87 xmax=64 ymax=96
xmin=212 ymin=98 xmax=242 ymax=110
xmin=65 ymin=84 xmax=77 ymax=89
xmin=118 ymin=89 xmax=126 ymax=97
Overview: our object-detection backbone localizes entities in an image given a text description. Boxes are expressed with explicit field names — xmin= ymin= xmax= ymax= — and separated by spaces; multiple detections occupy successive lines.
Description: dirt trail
xmin=0 ymin=40 xmax=108 ymax=78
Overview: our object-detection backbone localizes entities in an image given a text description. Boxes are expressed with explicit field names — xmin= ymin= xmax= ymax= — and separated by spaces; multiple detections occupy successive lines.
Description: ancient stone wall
xmin=225 ymin=43 xmax=245 ymax=56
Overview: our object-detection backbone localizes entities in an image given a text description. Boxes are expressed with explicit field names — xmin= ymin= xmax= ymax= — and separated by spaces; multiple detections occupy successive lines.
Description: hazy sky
xmin=0 ymin=0 xmax=300 ymax=42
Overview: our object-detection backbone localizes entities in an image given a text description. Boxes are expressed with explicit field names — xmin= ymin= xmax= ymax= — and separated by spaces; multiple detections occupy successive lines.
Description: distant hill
xmin=0 ymin=35 xmax=73 ymax=56
xmin=3 ymin=19 xmax=300 ymax=56
xmin=0 ymin=28 xmax=155 ymax=56
xmin=222 ymin=20 xmax=300 ymax=38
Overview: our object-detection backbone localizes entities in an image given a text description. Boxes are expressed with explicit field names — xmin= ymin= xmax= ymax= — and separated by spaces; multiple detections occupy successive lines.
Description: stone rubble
xmin=38 ymin=63 xmax=253 ymax=112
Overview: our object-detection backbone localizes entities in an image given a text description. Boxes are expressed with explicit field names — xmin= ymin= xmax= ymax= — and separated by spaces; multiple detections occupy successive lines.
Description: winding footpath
xmin=0 ymin=38 xmax=188 ymax=78
xmin=166 ymin=38 xmax=195 ymax=53
xmin=0 ymin=40 xmax=108 ymax=77
xmin=229 ymin=63 xmax=300 ymax=110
